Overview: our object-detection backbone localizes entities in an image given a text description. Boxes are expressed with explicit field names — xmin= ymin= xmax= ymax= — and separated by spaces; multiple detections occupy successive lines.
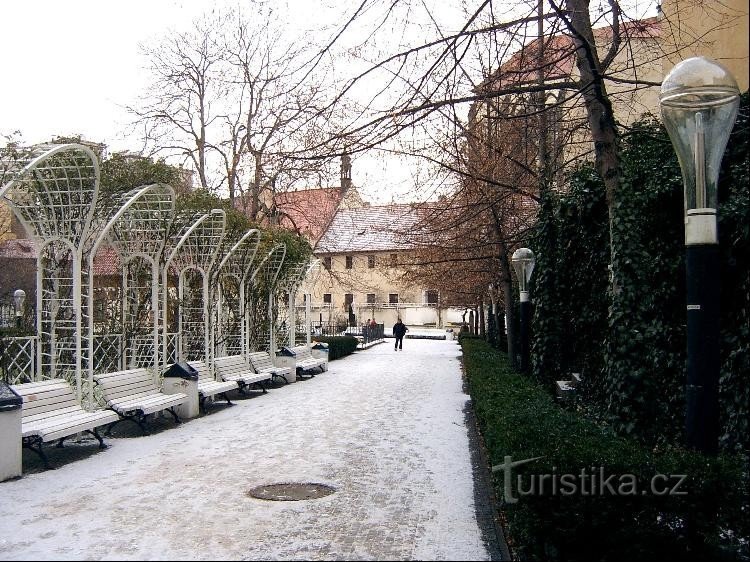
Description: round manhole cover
xmin=247 ymin=483 xmax=336 ymax=501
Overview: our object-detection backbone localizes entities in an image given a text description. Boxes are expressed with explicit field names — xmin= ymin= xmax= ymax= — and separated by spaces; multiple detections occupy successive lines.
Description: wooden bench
xmin=247 ymin=351 xmax=293 ymax=385
xmin=290 ymin=345 xmax=327 ymax=378
xmin=93 ymin=368 xmax=189 ymax=434
xmin=11 ymin=379 xmax=120 ymax=468
xmin=213 ymin=355 xmax=272 ymax=394
xmin=187 ymin=360 xmax=238 ymax=412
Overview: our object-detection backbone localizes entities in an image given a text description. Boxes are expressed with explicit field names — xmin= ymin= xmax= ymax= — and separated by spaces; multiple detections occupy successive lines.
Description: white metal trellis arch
xmin=248 ymin=244 xmax=287 ymax=353
xmin=0 ymin=143 xmax=99 ymax=397
xmin=86 ymin=184 xmax=175 ymax=406
xmin=215 ymin=229 xmax=262 ymax=358
xmin=162 ymin=209 xmax=226 ymax=368
xmin=280 ymin=258 xmax=320 ymax=347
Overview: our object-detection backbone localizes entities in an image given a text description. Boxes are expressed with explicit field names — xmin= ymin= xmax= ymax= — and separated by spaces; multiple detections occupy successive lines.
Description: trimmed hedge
xmin=462 ymin=337 xmax=749 ymax=561
xmin=311 ymin=336 xmax=359 ymax=360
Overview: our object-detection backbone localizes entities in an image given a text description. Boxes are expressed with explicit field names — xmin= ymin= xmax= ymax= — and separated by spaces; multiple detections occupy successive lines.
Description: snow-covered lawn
xmin=0 ymin=339 xmax=489 ymax=561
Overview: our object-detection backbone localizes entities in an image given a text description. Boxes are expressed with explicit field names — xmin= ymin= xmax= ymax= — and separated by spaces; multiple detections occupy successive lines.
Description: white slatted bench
xmin=247 ymin=351 xmax=293 ymax=385
xmin=213 ymin=355 xmax=272 ymax=394
xmin=11 ymin=379 xmax=120 ymax=468
xmin=290 ymin=345 xmax=327 ymax=378
xmin=187 ymin=360 xmax=238 ymax=411
xmin=93 ymin=368 xmax=188 ymax=434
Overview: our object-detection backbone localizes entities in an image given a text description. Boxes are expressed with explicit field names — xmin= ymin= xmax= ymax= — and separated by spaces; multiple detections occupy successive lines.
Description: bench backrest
xmin=248 ymin=352 xmax=274 ymax=371
xmin=290 ymin=345 xmax=313 ymax=360
xmin=187 ymin=360 xmax=214 ymax=382
xmin=93 ymin=368 xmax=158 ymax=401
xmin=214 ymin=355 xmax=251 ymax=378
xmin=11 ymin=379 xmax=79 ymax=421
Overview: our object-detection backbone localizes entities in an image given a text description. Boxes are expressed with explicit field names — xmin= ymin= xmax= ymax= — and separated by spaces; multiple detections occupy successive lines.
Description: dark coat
xmin=393 ymin=321 xmax=408 ymax=337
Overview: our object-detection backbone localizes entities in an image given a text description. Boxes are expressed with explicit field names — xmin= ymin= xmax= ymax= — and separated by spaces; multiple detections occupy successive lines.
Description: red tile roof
xmin=274 ymin=188 xmax=343 ymax=242
xmin=479 ymin=17 xmax=660 ymax=91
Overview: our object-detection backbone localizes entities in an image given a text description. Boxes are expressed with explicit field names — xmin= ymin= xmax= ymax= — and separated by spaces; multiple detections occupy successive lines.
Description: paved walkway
xmin=0 ymin=339 xmax=497 ymax=560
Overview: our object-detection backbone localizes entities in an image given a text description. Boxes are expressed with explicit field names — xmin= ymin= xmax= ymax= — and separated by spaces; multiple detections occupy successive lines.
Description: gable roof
xmin=478 ymin=17 xmax=660 ymax=91
xmin=274 ymin=187 xmax=343 ymax=242
xmin=315 ymin=204 xmax=420 ymax=254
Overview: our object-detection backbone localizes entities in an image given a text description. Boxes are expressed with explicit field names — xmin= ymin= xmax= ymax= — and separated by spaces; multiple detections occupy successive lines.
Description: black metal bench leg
xmin=87 ymin=428 xmax=108 ymax=449
xmin=221 ymin=392 xmax=234 ymax=405
xmin=56 ymin=436 xmax=68 ymax=448
xmin=166 ymin=407 xmax=182 ymax=424
xmin=23 ymin=437 xmax=50 ymax=469
xmin=199 ymin=394 xmax=207 ymax=414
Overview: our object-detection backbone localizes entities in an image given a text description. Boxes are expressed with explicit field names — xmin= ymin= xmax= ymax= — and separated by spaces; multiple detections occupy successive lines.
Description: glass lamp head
xmin=511 ymin=248 xmax=535 ymax=293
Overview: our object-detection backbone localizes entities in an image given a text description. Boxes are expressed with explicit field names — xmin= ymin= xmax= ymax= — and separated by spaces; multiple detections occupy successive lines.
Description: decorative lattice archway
xmin=86 ymin=184 xmax=175 ymax=404
xmin=0 ymin=143 xmax=99 ymax=398
xmin=162 ymin=209 xmax=226 ymax=367
xmin=279 ymin=258 xmax=320 ymax=347
xmin=214 ymin=229 xmax=262 ymax=358
xmin=248 ymin=244 xmax=286 ymax=353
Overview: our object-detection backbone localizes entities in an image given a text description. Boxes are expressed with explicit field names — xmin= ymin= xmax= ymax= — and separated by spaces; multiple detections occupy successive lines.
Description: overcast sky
xmin=0 ymin=0 xmax=657 ymax=204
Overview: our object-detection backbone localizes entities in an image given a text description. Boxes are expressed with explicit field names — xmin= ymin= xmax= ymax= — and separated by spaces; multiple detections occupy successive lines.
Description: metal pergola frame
xmin=214 ymin=229 xmax=262 ymax=358
xmin=0 ymin=144 xmax=99 ymax=400
xmin=86 ymin=184 xmax=175 ymax=406
xmin=248 ymin=244 xmax=286 ymax=353
xmin=162 ymin=209 xmax=226 ymax=370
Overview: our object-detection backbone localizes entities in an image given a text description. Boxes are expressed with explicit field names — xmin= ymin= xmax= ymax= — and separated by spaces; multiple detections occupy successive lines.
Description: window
xmin=366 ymin=293 xmax=376 ymax=304
xmin=389 ymin=293 xmax=399 ymax=305
xmin=367 ymin=255 xmax=376 ymax=268
xmin=344 ymin=293 xmax=354 ymax=306
xmin=323 ymin=256 xmax=332 ymax=270
xmin=426 ymin=290 xmax=439 ymax=305
xmin=323 ymin=293 xmax=332 ymax=304
xmin=345 ymin=255 xmax=353 ymax=269
xmin=390 ymin=253 xmax=398 ymax=266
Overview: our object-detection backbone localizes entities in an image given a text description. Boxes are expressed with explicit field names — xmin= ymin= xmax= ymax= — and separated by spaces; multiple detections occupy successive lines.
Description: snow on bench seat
xmin=93 ymin=368 xmax=188 ymax=433
xmin=11 ymin=378 xmax=120 ymax=467
xmin=213 ymin=355 xmax=272 ymax=393
xmin=187 ymin=360 xmax=238 ymax=410
xmin=247 ymin=351 xmax=293 ymax=384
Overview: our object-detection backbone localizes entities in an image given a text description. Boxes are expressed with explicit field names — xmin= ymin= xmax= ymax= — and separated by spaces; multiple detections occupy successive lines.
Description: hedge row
xmin=310 ymin=336 xmax=359 ymax=360
xmin=461 ymin=336 xmax=749 ymax=561
xmin=528 ymin=95 xmax=749 ymax=451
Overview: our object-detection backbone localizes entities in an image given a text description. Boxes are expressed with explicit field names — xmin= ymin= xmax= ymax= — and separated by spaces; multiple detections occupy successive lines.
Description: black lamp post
xmin=13 ymin=289 xmax=26 ymax=330
xmin=511 ymin=248 xmax=535 ymax=373
xmin=660 ymin=56 xmax=740 ymax=455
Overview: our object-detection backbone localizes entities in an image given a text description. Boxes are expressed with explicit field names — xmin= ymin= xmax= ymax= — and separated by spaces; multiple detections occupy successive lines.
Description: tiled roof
xmin=274 ymin=188 xmax=343 ymax=242
xmin=315 ymin=204 xmax=421 ymax=254
xmin=478 ymin=17 xmax=660 ymax=91
xmin=0 ymin=238 xmax=122 ymax=276
xmin=0 ymin=238 xmax=37 ymax=259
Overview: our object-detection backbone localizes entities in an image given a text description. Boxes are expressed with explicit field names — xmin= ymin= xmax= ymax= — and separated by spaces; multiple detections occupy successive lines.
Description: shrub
xmin=462 ymin=337 xmax=749 ymax=561
xmin=311 ymin=336 xmax=359 ymax=360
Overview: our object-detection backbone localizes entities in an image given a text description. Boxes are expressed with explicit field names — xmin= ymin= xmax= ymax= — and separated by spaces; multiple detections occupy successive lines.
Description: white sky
xmin=0 ymin=0 xmax=657 ymax=204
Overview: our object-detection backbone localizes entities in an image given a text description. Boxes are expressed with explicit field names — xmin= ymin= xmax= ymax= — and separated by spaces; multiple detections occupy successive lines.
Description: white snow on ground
xmin=0 ymin=339 xmax=488 ymax=561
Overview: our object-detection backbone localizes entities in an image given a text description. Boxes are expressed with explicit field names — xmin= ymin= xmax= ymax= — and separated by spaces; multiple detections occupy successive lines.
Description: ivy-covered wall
xmin=529 ymin=94 xmax=749 ymax=452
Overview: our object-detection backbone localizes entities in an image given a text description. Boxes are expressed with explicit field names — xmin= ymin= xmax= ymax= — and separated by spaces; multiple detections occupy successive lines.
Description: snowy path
xmin=0 ymin=339 xmax=490 ymax=561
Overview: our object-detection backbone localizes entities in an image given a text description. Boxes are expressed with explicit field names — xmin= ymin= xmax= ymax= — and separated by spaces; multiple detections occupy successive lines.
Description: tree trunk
xmin=479 ymin=299 xmax=486 ymax=338
xmin=565 ymin=0 xmax=622 ymax=287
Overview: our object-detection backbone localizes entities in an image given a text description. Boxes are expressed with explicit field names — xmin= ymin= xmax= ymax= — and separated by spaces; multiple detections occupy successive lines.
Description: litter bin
xmin=163 ymin=362 xmax=200 ymax=419
xmin=311 ymin=342 xmax=329 ymax=371
xmin=0 ymin=381 xmax=23 ymax=481
xmin=275 ymin=347 xmax=297 ymax=382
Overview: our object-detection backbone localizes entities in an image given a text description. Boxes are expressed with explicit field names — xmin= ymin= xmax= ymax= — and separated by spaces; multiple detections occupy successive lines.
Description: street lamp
xmin=13 ymin=289 xmax=26 ymax=329
xmin=660 ymin=56 xmax=740 ymax=455
xmin=512 ymin=248 xmax=535 ymax=373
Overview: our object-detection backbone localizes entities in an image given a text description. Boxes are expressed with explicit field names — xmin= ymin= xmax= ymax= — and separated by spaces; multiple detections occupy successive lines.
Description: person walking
xmin=393 ymin=317 xmax=408 ymax=351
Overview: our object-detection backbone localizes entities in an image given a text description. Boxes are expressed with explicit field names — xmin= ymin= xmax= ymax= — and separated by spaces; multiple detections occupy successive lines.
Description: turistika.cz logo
xmin=492 ymin=455 xmax=688 ymax=504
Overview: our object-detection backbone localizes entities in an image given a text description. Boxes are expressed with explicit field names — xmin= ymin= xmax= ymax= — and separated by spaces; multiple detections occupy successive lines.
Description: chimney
xmin=340 ymin=151 xmax=352 ymax=192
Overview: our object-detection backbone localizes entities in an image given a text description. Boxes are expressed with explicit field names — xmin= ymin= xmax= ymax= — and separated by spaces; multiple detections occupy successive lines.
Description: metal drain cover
xmin=247 ymin=483 xmax=336 ymax=501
